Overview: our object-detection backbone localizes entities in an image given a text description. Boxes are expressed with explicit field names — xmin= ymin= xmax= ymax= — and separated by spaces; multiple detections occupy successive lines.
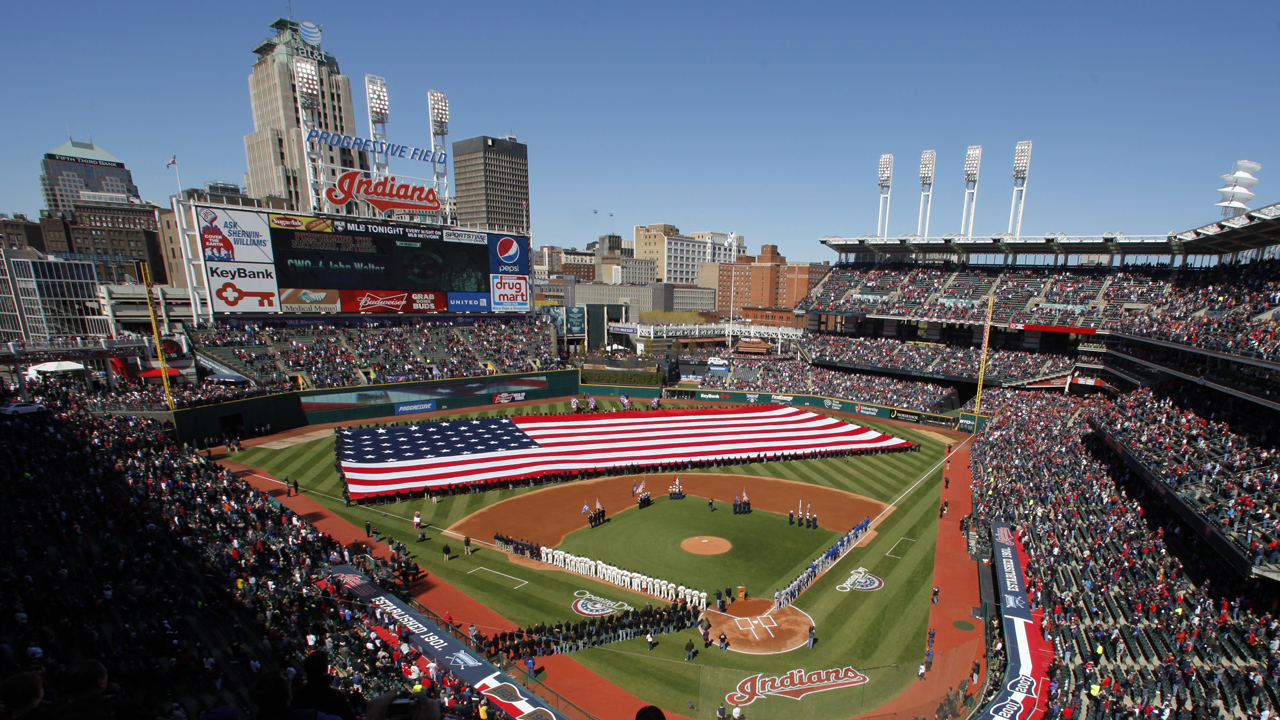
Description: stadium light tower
xmin=876 ymin=154 xmax=894 ymax=239
xmin=1007 ymin=141 xmax=1033 ymax=238
xmin=427 ymin=90 xmax=450 ymax=220
xmin=365 ymin=75 xmax=390 ymax=180
xmin=960 ymin=145 xmax=982 ymax=239
xmin=292 ymin=57 xmax=323 ymax=213
xmin=1216 ymin=160 xmax=1262 ymax=219
xmin=918 ymin=150 xmax=936 ymax=238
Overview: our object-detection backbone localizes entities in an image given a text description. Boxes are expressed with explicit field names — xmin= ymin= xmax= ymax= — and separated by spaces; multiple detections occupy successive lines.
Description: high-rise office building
xmin=453 ymin=136 xmax=528 ymax=233
xmin=634 ymin=224 xmax=744 ymax=285
xmin=243 ymin=18 xmax=367 ymax=212
xmin=40 ymin=139 xmax=141 ymax=213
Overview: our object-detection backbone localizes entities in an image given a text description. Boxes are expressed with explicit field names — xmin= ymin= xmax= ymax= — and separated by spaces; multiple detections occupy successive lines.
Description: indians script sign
xmin=326 ymin=171 xmax=441 ymax=213
xmin=727 ymin=666 xmax=869 ymax=706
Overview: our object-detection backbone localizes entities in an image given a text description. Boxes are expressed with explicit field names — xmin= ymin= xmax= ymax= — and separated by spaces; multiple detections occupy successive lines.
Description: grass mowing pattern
xmin=558 ymin=499 xmax=841 ymax=599
xmin=235 ymin=400 xmax=944 ymax=720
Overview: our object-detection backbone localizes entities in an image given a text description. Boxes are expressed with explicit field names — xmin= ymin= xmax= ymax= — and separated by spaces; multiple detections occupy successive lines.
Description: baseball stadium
xmin=4 ymin=7 xmax=1280 ymax=720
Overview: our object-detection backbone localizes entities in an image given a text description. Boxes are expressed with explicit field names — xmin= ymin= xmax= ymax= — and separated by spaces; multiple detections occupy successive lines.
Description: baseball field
xmin=234 ymin=399 xmax=950 ymax=720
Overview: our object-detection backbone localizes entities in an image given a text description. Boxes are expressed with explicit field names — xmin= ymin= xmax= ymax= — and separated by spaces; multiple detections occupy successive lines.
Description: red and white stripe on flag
xmin=341 ymin=405 xmax=911 ymax=498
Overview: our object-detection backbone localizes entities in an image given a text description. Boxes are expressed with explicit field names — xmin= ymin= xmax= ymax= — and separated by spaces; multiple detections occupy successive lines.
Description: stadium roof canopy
xmin=1174 ymin=201 xmax=1280 ymax=254
xmin=821 ymin=200 xmax=1280 ymax=259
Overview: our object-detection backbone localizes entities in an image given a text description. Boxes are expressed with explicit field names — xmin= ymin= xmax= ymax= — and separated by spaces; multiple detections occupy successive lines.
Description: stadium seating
xmin=801 ymin=261 xmax=1280 ymax=362
xmin=967 ymin=389 xmax=1280 ymax=720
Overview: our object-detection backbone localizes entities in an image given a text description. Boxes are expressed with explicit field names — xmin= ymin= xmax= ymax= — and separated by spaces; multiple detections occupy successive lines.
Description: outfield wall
xmin=167 ymin=369 xmax=579 ymax=441
xmin=666 ymin=387 xmax=987 ymax=432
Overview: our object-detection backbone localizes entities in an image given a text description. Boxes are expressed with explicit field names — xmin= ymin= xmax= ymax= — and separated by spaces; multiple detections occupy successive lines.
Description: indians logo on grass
xmin=727 ymin=666 xmax=869 ymax=706
xmin=571 ymin=590 xmax=633 ymax=617
xmin=835 ymin=567 xmax=884 ymax=593
xmin=994 ymin=527 xmax=1016 ymax=546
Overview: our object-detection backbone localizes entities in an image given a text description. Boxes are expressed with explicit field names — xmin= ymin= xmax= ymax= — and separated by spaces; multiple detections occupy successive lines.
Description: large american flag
xmin=338 ymin=405 xmax=912 ymax=498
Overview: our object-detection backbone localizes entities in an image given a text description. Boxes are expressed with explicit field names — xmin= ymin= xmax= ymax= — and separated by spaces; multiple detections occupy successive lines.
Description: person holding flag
xmin=733 ymin=492 xmax=741 ymax=515
xmin=742 ymin=488 xmax=750 ymax=514
xmin=632 ymin=481 xmax=638 ymax=497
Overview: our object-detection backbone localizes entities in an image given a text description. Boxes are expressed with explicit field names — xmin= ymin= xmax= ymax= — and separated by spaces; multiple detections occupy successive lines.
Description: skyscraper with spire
xmin=243 ymin=18 xmax=367 ymax=212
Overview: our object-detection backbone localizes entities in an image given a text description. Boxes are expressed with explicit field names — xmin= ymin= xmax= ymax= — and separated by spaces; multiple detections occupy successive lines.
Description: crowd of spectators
xmin=699 ymin=358 xmax=956 ymax=412
xmin=802 ymin=334 xmax=1074 ymax=382
xmin=185 ymin=319 xmax=570 ymax=390
xmin=0 ymin=389 xmax=530 ymax=719
xmin=968 ymin=388 xmax=1279 ymax=720
xmin=799 ymin=261 xmax=1280 ymax=362
xmin=69 ymin=378 xmax=295 ymax=412
xmin=1091 ymin=388 xmax=1280 ymax=567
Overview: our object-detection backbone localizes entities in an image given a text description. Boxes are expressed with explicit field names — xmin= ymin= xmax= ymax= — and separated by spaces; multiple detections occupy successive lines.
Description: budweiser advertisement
xmin=340 ymin=289 xmax=446 ymax=313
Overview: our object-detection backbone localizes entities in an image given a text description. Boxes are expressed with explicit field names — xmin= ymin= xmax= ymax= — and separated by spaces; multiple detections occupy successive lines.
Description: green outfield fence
xmin=663 ymin=388 xmax=989 ymax=435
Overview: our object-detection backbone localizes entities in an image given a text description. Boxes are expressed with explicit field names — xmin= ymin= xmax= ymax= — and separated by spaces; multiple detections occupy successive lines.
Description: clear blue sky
xmin=3 ymin=0 xmax=1278 ymax=262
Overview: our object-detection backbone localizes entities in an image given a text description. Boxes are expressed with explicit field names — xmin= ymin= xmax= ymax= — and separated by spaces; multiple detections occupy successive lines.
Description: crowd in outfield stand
xmin=0 ymin=390 xmax=521 ymax=720
xmin=800 ymin=261 xmax=1280 ymax=361
xmin=698 ymin=358 xmax=956 ymax=411
xmin=967 ymin=388 xmax=1279 ymax=720
xmin=801 ymin=334 xmax=1074 ymax=381
xmin=186 ymin=319 xmax=568 ymax=390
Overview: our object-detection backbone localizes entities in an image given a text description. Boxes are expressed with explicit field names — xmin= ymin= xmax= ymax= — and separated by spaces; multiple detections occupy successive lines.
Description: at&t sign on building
xmin=169 ymin=17 xmax=532 ymax=320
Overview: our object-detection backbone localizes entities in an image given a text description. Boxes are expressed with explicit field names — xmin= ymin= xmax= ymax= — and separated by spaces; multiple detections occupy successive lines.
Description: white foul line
xmin=468 ymin=566 xmax=529 ymax=589
xmin=885 ymin=537 xmax=917 ymax=559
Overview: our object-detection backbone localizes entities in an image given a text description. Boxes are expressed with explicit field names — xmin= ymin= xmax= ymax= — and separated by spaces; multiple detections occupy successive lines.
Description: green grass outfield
xmin=235 ymin=399 xmax=945 ymax=720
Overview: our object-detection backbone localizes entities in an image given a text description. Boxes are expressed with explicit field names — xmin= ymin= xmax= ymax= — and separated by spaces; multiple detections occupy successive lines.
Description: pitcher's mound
xmin=681 ymin=536 xmax=731 ymax=555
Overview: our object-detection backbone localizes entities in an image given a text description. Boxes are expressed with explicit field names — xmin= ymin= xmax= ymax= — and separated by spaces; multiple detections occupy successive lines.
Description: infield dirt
xmin=446 ymin=472 xmax=892 ymax=548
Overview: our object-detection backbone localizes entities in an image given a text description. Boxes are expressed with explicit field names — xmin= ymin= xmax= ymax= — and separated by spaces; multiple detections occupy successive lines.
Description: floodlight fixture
xmin=293 ymin=58 xmax=320 ymax=107
xmin=964 ymin=145 xmax=983 ymax=182
xmin=876 ymin=154 xmax=894 ymax=239
xmin=428 ymin=90 xmax=449 ymax=136
xmin=365 ymin=74 xmax=389 ymax=123
xmin=960 ymin=145 xmax=982 ymax=239
xmin=1013 ymin=140 xmax=1032 ymax=180
xmin=918 ymin=150 xmax=936 ymax=239
xmin=919 ymin=150 xmax=936 ymax=186
xmin=1008 ymin=141 xmax=1032 ymax=237
xmin=878 ymin=154 xmax=894 ymax=189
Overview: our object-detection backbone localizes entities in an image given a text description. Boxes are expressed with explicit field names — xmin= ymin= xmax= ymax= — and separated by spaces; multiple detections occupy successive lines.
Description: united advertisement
xmin=197 ymin=207 xmax=531 ymax=315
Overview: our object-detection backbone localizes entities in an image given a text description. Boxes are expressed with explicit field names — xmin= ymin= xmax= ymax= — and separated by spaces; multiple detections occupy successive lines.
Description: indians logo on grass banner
xmin=727 ymin=666 xmax=869 ymax=706
xmin=571 ymin=590 xmax=633 ymax=617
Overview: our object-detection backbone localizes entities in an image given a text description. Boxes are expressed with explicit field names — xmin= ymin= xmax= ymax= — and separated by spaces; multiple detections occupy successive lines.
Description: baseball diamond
xmin=232 ymin=398 xmax=964 ymax=720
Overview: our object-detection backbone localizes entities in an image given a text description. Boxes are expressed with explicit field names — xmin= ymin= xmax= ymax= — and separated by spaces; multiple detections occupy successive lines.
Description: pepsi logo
xmin=497 ymin=237 xmax=521 ymax=263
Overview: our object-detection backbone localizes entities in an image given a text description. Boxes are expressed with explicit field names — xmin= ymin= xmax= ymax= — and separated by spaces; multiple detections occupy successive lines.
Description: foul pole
xmin=974 ymin=293 xmax=995 ymax=414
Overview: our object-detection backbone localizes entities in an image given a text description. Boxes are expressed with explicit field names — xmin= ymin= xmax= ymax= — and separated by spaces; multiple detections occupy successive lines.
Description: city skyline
xmin=2 ymin=0 xmax=1278 ymax=263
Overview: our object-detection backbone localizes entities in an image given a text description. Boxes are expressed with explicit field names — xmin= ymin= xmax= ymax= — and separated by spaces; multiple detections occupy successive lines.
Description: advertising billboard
xmin=490 ymin=274 xmax=531 ymax=312
xmin=207 ymin=261 xmax=280 ymax=314
xmin=196 ymin=206 xmax=530 ymax=315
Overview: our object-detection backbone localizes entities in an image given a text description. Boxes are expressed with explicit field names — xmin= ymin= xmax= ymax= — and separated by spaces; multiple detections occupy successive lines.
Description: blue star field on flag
xmin=338 ymin=419 xmax=542 ymax=463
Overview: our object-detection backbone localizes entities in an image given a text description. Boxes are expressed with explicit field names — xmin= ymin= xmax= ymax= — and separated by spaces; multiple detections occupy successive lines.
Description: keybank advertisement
xmin=975 ymin=523 xmax=1042 ymax=720
xmin=208 ymin=262 xmax=281 ymax=314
